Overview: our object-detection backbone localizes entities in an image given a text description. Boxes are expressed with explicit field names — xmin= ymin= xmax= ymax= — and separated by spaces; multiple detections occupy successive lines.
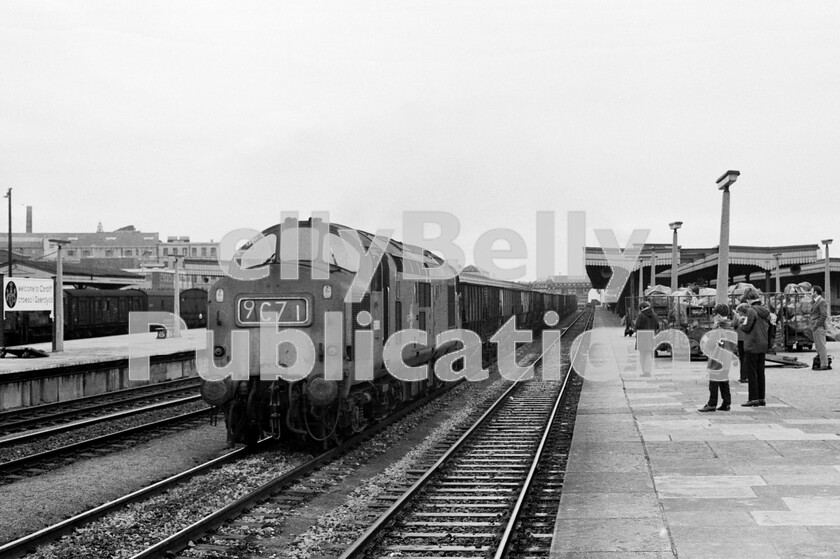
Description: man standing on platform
xmin=634 ymin=301 xmax=659 ymax=375
xmin=810 ymin=286 xmax=831 ymax=370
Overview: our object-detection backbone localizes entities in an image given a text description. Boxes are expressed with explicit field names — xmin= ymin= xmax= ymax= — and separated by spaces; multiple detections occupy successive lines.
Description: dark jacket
xmin=634 ymin=307 xmax=659 ymax=332
xmin=810 ymin=295 xmax=828 ymax=331
xmin=741 ymin=300 xmax=771 ymax=354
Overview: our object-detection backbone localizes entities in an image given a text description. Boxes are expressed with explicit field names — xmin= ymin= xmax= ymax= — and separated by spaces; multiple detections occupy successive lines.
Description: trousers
xmin=743 ymin=352 xmax=766 ymax=401
xmin=707 ymin=381 xmax=731 ymax=407
xmin=813 ymin=327 xmax=828 ymax=368
xmin=737 ymin=340 xmax=746 ymax=382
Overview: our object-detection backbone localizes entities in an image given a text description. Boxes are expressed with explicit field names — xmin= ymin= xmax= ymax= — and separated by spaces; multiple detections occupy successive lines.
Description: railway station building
xmin=529 ymin=275 xmax=592 ymax=301
xmin=0 ymin=209 xmax=220 ymax=271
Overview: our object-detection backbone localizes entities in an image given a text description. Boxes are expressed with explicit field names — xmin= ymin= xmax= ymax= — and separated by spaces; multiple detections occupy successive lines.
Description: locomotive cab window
xmin=238 ymin=227 xmax=362 ymax=273
xmin=281 ymin=228 xmax=361 ymax=272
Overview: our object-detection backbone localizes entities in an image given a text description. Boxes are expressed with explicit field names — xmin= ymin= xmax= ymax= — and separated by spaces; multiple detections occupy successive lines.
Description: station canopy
xmin=0 ymin=250 xmax=144 ymax=289
xmin=584 ymin=243 xmax=820 ymax=292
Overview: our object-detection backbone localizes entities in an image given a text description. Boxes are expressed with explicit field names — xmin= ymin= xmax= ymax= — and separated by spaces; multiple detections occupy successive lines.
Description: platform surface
xmin=551 ymin=308 xmax=840 ymax=558
xmin=0 ymin=328 xmax=205 ymax=376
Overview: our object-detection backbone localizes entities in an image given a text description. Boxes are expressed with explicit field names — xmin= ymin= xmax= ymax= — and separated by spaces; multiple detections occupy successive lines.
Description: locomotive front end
xmin=200 ymin=220 xmax=357 ymax=445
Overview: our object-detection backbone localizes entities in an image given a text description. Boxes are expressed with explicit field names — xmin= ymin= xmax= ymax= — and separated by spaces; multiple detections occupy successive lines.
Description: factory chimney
xmin=26 ymin=206 xmax=32 ymax=233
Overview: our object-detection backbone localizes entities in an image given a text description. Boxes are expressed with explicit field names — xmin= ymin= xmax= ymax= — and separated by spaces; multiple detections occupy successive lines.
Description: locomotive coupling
xmin=307 ymin=378 xmax=338 ymax=407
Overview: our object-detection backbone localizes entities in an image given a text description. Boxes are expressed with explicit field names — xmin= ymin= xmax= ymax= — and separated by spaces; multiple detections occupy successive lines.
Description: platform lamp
xmin=669 ymin=221 xmax=683 ymax=291
xmin=173 ymin=255 xmax=181 ymax=338
xmin=635 ymin=243 xmax=645 ymax=302
xmin=773 ymin=253 xmax=782 ymax=294
xmin=650 ymin=249 xmax=657 ymax=289
xmin=823 ymin=239 xmax=832 ymax=317
xmin=4 ymin=188 xmax=11 ymax=277
xmin=49 ymin=238 xmax=71 ymax=352
xmin=715 ymin=170 xmax=740 ymax=305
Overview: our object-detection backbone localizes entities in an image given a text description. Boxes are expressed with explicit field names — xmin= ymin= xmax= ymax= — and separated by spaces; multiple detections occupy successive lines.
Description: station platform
xmin=551 ymin=308 xmax=840 ymax=558
xmin=0 ymin=329 xmax=205 ymax=376
xmin=0 ymin=330 xmax=206 ymax=411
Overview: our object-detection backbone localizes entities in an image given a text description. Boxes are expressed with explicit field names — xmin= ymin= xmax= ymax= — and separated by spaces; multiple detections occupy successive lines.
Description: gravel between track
xmin=0 ymin=420 xmax=228 ymax=545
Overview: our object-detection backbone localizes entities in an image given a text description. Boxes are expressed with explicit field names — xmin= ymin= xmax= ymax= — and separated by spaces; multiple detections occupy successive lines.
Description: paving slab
xmin=550 ymin=308 xmax=840 ymax=557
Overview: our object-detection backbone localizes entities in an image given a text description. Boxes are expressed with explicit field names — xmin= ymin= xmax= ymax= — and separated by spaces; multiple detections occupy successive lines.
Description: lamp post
xmin=172 ymin=256 xmax=182 ymax=338
xmin=823 ymin=239 xmax=833 ymax=317
xmin=669 ymin=221 xmax=683 ymax=291
xmin=715 ymin=170 xmax=740 ymax=305
xmin=49 ymin=239 xmax=70 ymax=352
xmin=4 ymin=188 xmax=11 ymax=277
xmin=773 ymin=253 xmax=782 ymax=294
xmin=651 ymin=250 xmax=657 ymax=289
xmin=637 ymin=245 xmax=645 ymax=301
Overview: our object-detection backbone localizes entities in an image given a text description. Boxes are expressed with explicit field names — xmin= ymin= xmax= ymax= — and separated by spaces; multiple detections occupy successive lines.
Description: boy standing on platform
xmin=698 ymin=303 xmax=737 ymax=412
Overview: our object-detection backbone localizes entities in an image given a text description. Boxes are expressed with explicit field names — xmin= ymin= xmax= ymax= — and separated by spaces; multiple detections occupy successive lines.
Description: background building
xmin=0 ymin=210 xmax=223 ymax=290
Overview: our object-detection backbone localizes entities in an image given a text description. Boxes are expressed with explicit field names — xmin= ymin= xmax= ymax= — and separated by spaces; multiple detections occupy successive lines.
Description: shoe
xmin=758 ymin=400 xmax=766 ymax=406
xmin=717 ymin=405 xmax=730 ymax=411
xmin=741 ymin=400 xmax=760 ymax=407
xmin=698 ymin=405 xmax=716 ymax=412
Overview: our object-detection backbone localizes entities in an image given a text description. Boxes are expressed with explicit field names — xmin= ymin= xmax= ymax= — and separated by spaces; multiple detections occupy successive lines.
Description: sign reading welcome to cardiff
xmin=3 ymin=277 xmax=54 ymax=317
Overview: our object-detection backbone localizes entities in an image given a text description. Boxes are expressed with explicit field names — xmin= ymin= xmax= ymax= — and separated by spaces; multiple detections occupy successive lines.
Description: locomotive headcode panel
xmin=236 ymin=296 xmax=311 ymax=326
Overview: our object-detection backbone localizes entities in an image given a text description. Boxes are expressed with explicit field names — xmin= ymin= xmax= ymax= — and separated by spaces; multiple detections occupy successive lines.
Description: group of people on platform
xmin=627 ymin=285 xmax=832 ymax=412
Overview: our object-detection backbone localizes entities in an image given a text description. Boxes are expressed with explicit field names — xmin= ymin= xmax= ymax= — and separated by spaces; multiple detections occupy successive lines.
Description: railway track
xmin=0 ymin=394 xmax=202 ymax=448
xmin=501 ymin=373 xmax=582 ymax=559
xmin=337 ymin=309 xmax=592 ymax=559
xmin=0 ymin=379 xmax=464 ymax=559
xmin=0 ymin=377 xmax=201 ymax=437
xmin=0 ymin=432 xmax=246 ymax=559
xmin=0 ymin=404 xmax=209 ymax=484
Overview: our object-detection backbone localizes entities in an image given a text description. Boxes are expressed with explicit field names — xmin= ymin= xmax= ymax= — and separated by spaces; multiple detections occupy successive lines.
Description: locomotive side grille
xmin=351 ymin=293 xmax=371 ymax=361
xmin=351 ymin=293 xmax=371 ymax=323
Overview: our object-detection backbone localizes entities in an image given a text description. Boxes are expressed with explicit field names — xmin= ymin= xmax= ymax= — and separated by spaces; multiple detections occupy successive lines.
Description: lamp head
xmin=669 ymin=221 xmax=683 ymax=231
xmin=716 ymin=170 xmax=740 ymax=190
xmin=822 ymin=239 xmax=833 ymax=246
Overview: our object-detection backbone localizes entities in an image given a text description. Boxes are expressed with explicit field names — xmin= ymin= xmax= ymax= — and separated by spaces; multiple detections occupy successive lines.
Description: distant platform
xmin=551 ymin=308 xmax=840 ymax=558
xmin=0 ymin=328 xmax=205 ymax=376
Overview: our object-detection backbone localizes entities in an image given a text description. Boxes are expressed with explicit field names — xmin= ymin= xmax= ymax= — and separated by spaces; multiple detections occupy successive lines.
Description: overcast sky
xmin=2 ymin=1 xmax=838 ymax=279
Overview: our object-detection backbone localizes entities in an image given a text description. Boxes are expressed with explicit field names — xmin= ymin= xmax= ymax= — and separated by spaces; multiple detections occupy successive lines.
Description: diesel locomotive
xmin=199 ymin=219 xmax=577 ymax=446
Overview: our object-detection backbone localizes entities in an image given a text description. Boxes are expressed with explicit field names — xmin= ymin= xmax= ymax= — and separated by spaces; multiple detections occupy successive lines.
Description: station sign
xmin=3 ymin=277 xmax=54 ymax=317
